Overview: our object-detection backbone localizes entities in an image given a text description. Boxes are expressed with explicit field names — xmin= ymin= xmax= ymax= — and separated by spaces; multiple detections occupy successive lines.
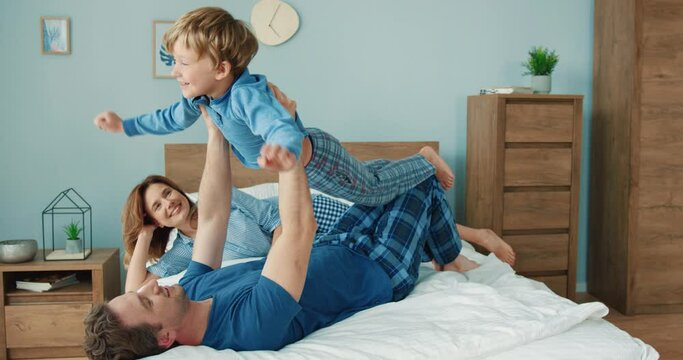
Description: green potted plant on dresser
xmin=63 ymin=220 xmax=83 ymax=254
xmin=522 ymin=46 xmax=559 ymax=94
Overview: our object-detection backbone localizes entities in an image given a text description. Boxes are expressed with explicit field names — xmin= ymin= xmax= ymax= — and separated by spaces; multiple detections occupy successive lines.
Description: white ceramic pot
xmin=531 ymin=75 xmax=552 ymax=94
xmin=65 ymin=239 xmax=82 ymax=254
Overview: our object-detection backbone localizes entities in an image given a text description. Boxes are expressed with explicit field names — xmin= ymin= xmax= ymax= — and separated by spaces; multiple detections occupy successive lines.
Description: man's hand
xmin=93 ymin=111 xmax=124 ymax=133
xmin=258 ymin=144 xmax=296 ymax=172
xmin=198 ymin=105 xmax=218 ymax=131
xmin=268 ymin=82 xmax=297 ymax=118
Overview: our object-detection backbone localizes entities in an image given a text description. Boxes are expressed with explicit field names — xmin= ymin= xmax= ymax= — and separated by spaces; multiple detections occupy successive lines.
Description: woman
xmin=121 ymin=176 xmax=349 ymax=292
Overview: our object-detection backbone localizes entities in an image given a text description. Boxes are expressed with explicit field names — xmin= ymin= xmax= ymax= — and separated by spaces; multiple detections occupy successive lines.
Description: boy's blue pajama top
xmin=121 ymin=69 xmax=306 ymax=168
xmin=121 ymin=68 xmax=437 ymax=207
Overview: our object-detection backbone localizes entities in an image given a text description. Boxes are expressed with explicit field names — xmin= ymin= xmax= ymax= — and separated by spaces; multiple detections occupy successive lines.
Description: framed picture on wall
xmin=153 ymin=20 xmax=175 ymax=78
xmin=41 ymin=16 xmax=70 ymax=55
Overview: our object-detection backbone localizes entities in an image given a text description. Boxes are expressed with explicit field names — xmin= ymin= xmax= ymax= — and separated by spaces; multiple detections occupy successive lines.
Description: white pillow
xmin=186 ymin=192 xmax=199 ymax=203
xmin=236 ymin=183 xmax=279 ymax=199
xmin=239 ymin=182 xmax=354 ymax=205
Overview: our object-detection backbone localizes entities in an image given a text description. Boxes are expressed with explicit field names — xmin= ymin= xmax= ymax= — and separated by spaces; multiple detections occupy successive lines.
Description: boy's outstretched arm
xmin=93 ymin=98 xmax=202 ymax=137
xmin=93 ymin=111 xmax=123 ymax=133
xmin=192 ymin=105 xmax=233 ymax=269
xmin=256 ymin=83 xmax=299 ymax=172
xmin=268 ymin=83 xmax=297 ymax=120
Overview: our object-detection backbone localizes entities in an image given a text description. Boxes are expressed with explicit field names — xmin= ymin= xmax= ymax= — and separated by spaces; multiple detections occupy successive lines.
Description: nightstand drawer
xmin=503 ymin=191 xmax=570 ymax=230
xmin=504 ymin=234 xmax=569 ymax=272
xmin=505 ymin=102 xmax=574 ymax=142
xmin=5 ymin=303 xmax=92 ymax=348
xmin=528 ymin=275 xmax=568 ymax=297
xmin=504 ymin=148 xmax=572 ymax=186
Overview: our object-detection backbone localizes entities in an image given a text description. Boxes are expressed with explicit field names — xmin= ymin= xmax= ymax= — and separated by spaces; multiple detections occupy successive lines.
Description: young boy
xmin=93 ymin=6 xmax=454 ymax=206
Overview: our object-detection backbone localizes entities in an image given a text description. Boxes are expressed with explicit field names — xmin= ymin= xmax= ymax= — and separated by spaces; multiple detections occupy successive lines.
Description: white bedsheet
xmin=150 ymin=244 xmax=658 ymax=360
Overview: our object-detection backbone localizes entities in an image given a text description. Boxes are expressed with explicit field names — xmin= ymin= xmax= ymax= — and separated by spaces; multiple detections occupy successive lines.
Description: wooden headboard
xmin=165 ymin=141 xmax=438 ymax=192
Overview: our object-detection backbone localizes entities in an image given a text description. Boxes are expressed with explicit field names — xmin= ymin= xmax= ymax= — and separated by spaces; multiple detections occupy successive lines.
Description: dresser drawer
xmin=505 ymin=103 xmax=574 ymax=142
xmin=504 ymin=148 xmax=572 ymax=186
xmin=5 ymin=303 xmax=92 ymax=348
xmin=503 ymin=191 xmax=570 ymax=230
xmin=504 ymin=234 xmax=569 ymax=272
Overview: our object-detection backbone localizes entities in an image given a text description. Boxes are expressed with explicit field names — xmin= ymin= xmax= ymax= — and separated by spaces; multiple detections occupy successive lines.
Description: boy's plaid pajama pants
xmin=305 ymin=128 xmax=435 ymax=206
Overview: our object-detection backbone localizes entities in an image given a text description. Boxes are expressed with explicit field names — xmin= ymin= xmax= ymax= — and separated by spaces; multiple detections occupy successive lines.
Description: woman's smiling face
xmin=143 ymin=183 xmax=191 ymax=228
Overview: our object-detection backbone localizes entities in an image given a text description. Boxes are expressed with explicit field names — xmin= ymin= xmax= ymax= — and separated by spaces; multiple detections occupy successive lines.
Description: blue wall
xmin=0 ymin=0 xmax=593 ymax=290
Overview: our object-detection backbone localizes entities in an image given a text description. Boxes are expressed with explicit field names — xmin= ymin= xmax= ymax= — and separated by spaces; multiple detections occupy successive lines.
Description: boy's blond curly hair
xmin=163 ymin=7 xmax=258 ymax=76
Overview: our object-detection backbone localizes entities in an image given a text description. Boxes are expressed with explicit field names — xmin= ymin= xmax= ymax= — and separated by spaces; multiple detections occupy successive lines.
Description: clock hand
xmin=268 ymin=23 xmax=282 ymax=38
xmin=267 ymin=1 xmax=282 ymax=26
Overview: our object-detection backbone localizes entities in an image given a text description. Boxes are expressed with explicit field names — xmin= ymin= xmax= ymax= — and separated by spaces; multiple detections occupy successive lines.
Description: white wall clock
xmin=251 ymin=0 xmax=300 ymax=46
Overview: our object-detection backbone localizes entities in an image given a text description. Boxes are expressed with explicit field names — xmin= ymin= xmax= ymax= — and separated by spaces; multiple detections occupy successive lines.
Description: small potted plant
xmin=522 ymin=46 xmax=559 ymax=94
xmin=63 ymin=220 xmax=83 ymax=254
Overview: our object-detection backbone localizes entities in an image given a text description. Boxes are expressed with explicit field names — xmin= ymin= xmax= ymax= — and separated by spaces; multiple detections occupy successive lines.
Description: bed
xmin=146 ymin=142 xmax=658 ymax=360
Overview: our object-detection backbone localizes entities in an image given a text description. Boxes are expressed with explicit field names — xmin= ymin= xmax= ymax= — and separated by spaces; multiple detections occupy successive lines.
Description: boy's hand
xmin=258 ymin=144 xmax=296 ymax=172
xmin=93 ymin=111 xmax=123 ymax=133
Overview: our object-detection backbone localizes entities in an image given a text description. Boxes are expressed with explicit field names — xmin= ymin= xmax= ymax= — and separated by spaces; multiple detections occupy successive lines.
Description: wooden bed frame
xmin=165 ymin=141 xmax=438 ymax=192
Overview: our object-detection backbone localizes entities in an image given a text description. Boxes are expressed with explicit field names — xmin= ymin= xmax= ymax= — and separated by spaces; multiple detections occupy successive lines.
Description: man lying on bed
xmin=84 ymin=109 xmax=482 ymax=360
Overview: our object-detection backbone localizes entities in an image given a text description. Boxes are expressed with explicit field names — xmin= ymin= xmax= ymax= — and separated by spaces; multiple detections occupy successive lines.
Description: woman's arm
xmin=191 ymin=106 xmax=233 ymax=269
xmin=124 ymin=225 xmax=160 ymax=292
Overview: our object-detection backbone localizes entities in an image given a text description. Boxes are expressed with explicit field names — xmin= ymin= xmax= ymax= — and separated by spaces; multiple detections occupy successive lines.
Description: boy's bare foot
xmin=478 ymin=229 xmax=516 ymax=265
xmin=419 ymin=146 xmax=455 ymax=190
xmin=433 ymin=255 xmax=480 ymax=272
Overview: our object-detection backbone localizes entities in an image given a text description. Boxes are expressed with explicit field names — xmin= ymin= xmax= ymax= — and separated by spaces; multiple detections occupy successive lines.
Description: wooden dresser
xmin=0 ymin=248 xmax=120 ymax=359
xmin=465 ymin=94 xmax=583 ymax=299
xmin=589 ymin=0 xmax=683 ymax=314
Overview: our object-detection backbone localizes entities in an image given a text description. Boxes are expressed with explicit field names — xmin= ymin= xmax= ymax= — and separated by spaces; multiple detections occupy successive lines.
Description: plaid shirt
xmin=147 ymin=191 xmax=349 ymax=278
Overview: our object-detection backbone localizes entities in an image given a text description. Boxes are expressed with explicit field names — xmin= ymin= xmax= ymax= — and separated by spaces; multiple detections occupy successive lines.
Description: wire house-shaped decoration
xmin=42 ymin=188 xmax=92 ymax=260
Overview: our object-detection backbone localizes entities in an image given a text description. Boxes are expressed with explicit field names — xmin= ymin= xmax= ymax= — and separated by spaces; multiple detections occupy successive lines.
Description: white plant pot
xmin=65 ymin=239 xmax=82 ymax=254
xmin=531 ymin=75 xmax=552 ymax=94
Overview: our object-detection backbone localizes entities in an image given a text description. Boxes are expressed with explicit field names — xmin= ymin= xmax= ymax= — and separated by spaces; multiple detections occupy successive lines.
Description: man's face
xmin=108 ymin=280 xmax=189 ymax=346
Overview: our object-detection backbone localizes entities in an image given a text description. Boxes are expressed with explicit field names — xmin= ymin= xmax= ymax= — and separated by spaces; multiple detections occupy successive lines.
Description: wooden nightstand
xmin=0 ymin=248 xmax=120 ymax=359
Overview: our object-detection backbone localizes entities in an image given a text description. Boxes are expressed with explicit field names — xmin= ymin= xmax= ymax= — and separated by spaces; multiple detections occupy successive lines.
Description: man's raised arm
xmin=261 ymin=143 xmax=317 ymax=302
xmin=192 ymin=105 xmax=232 ymax=269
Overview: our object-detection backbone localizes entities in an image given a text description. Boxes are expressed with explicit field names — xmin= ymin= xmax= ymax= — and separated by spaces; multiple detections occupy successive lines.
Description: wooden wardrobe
xmin=589 ymin=0 xmax=683 ymax=314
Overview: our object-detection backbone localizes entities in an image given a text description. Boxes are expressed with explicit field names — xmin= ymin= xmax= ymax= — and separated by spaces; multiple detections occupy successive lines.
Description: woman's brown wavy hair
xmin=121 ymin=175 xmax=198 ymax=267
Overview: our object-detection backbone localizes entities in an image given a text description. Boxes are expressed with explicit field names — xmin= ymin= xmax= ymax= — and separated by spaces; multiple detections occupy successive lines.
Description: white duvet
xmin=149 ymin=243 xmax=658 ymax=360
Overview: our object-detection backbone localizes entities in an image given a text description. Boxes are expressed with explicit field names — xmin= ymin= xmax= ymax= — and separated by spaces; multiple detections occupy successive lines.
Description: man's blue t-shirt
xmin=179 ymin=245 xmax=393 ymax=351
